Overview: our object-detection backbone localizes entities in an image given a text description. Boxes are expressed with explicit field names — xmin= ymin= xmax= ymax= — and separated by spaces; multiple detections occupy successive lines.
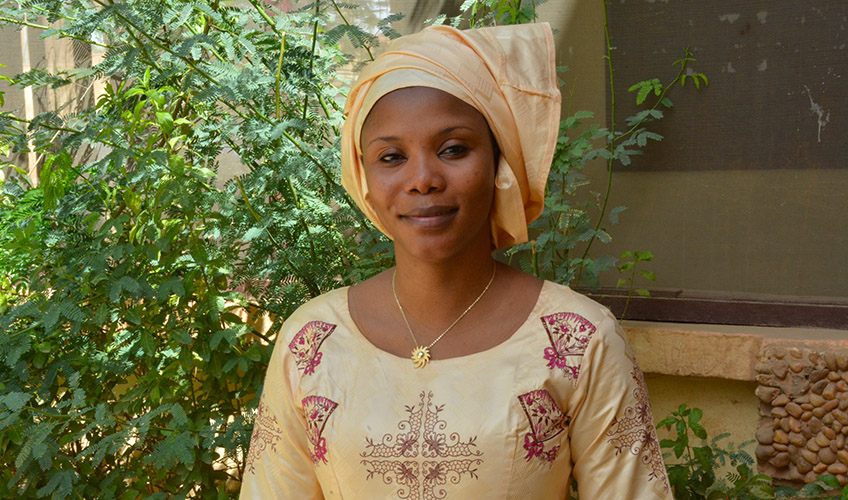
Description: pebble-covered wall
xmin=755 ymin=346 xmax=848 ymax=485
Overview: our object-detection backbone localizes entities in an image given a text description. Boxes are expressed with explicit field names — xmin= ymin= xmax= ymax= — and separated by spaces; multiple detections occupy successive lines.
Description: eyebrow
xmin=365 ymin=125 xmax=475 ymax=147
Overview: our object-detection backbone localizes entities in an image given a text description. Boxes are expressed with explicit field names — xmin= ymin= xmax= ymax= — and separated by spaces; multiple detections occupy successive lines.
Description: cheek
xmin=363 ymin=171 xmax=395 ymax=214
xmin=473 ymin=167 xmax=497 ymax=203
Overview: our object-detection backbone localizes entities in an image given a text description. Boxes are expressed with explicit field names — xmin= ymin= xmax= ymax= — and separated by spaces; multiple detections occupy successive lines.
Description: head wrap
xmin=341 ymin=23 xmax=561 ymax=250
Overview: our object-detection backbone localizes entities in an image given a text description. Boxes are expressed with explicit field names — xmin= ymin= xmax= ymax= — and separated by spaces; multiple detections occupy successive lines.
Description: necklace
xmin=392 ymin=264 xmax=497 ymax=369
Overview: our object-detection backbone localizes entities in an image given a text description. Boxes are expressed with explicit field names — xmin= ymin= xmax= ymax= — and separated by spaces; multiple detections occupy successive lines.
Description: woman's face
xmin=360 ymin=87 xmax=497 ymax=263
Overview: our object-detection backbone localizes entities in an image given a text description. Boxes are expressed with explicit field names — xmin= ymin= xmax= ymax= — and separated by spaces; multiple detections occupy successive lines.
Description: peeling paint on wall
xmin=803 ymin=85 xmax=830 ymax=143
xmin=609 ymin=0 xmax=846 ymax=171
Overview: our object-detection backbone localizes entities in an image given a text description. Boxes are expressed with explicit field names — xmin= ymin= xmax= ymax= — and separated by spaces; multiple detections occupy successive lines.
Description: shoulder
xmin=269 ymin=287 xmax=351 ymax=379
xmin=537 ymin=280 xmax=617 ymax=328
xmin=534 ymin=281 xmax=628 ymax=368
xmin=279 ymin=287 xmax=350 ymax=344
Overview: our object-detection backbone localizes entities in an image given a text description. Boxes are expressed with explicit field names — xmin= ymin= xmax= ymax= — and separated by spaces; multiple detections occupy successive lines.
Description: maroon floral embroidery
xmin=606 ymin=366 xmax=669 ymax=492
xmin=540 ymin=312 xmax=597 ymax=380
xmin=302 ymin=395 xmax=338 ymax=464
xmin=518 ymin=390 xmax=569 ymax=465
xmin=288 ymin=321 xmax=336 ymax=375
xmin=245 ymin=400 xmax=283 ymax=474
xmin=361 ymin=391 xmax=483 ymax=500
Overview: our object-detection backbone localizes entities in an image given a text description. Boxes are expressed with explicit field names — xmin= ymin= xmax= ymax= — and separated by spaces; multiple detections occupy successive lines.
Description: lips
xmin=400 ymin=205 xmax=459 ymax=227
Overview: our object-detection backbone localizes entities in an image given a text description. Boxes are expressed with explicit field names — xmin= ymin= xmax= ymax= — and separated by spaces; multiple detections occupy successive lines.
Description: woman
xmin=240 ymin=22 xmax=672 ymax=499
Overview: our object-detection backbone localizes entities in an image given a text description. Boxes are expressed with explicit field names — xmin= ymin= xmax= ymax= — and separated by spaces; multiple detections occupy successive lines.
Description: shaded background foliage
xmin=0 ymin=0 xmax=391 ymax=497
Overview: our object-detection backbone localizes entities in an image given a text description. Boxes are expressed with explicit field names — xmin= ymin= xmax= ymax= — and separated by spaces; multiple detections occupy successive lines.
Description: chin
xmin=395 ymin=230 xmax=491 ymax=264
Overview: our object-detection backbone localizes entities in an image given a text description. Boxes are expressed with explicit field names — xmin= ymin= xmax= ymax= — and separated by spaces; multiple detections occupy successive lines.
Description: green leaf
xmin=608 ymin=205 xmax=627 ymax=225
xmin=35 ymin=469 xmax=76 ymax=498
xmin=689 ymin=407 xmax=703 ymax=424
xmin=819 ymin=475 xmax=842 ymax=489
xmin=120 ymin=490 xmax=141 ymax=500
xmin=656 ymin=416 xmax=676 ymax=429
xmin=673 ymin=440 xmax=686 ymax=458
xmin=799 ymin=483 xmax=826 ymax=495
xmin=243 ymin=227 xmax=264 ymax=241
xmin=1 ymin=392 xmax=32 ymax=412
xmin=636 ymin=250 xmax=654 ymax=261
xmin=692 ymin=446 xmax=713 ymax=470
xmin=155 ymin=111 xmax=174 ymax=134
xmin=170 ymin=403 xmax=190 ymax=430
xmin=690 ymin=422 xmax=707 ymax=439
xmin=635 ymin=288 xmax=650 ymax=297
xmin=244 ymin=345 xmax=262 ymax=362
xmin=659 ymin=438 xmax=676 ymax=448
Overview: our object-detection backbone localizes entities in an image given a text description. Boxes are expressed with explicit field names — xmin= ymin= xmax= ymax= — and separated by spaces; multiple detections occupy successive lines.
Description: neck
xmin=392 ymin=246 xmax=497 ymax=331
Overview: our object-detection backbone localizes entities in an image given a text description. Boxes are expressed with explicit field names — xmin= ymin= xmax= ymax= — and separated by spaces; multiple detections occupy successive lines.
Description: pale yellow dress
xmin=239 ymin=281 xmax=672 ymax=499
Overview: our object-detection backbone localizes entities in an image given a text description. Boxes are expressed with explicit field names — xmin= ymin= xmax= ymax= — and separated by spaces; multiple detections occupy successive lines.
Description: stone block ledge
xmin=622 ymin=321 xmax=848 ymax=381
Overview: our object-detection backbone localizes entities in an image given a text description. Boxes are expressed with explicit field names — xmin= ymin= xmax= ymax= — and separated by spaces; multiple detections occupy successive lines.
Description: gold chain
xmin=392 ymin=264 xmax=496 ymax=368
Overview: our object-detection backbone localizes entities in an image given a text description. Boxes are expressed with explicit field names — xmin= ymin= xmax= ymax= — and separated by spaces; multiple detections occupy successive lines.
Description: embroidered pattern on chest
xmin=302 ymin=395 xmax=339 ymax=464
xmin=288 ymin=321 xmax=336 ymax=375
xmin=606 ymin=366 xmax=670 ymax=492
xmin=518 ymin=389 xmax=569 ymax=465
xmin=361 ymin=391 xmax=483 ymax=500
xmin=540 ymin=312 xmax=597 ymax=380
xmin=245 ymin=400 xmax=284 ymax=474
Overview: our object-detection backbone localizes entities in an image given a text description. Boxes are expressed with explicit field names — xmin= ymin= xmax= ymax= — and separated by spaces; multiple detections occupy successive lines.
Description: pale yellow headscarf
xmin=341 ymin=23 xmax=561 ymax=250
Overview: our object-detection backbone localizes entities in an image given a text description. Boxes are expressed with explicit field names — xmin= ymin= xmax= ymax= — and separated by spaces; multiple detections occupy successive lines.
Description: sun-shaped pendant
xmin=411 ymin=346 xmax=431 ymax=369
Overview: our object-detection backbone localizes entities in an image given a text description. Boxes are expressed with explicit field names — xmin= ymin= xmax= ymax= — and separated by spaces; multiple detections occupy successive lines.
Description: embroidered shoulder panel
xmin=540 ymin=312 xmax=597 ymax=380
xmin=606 ymin=366 xmax=670 ymax=492
xmin=245 ymin=400 xmax=283 ymax=475
xmin=302 ymin=395 xmax=338 ymax=464
xmin=517 ymin=389 xmax=569 ymax=465
xmin=361 ymin=391 xmax=483 ymax=500
xmin=288 ymin=321 xmax=336 ymax=375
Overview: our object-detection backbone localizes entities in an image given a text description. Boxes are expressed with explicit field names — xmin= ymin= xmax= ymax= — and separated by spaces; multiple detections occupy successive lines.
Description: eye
xmin=378 ymin=152 xmax=405 ymax=164
xmin=439 ymin=144 xmax=468 ymax=158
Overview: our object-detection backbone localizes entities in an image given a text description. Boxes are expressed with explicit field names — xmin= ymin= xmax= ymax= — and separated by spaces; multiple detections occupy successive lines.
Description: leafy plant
xmin=657 ymin=405 xmax=848 ymax=500
xmin=659 ymin=404 xmax=718 ymax=498
xmin=616 ymin=249 xmax=656 ymax=320
xmin=463 ymin=0 xmax=541 ymax=28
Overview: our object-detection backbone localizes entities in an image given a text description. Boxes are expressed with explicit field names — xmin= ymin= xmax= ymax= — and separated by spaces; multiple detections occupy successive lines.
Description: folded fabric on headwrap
xmin=341 ymin=23 xmax=561 ymax=250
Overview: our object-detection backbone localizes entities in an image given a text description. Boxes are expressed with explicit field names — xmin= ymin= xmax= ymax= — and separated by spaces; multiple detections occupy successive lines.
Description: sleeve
xmin=566 ymin=313 xmax=673 ymax=500
xmin=239 ymin=326 xmax=323 ymax=500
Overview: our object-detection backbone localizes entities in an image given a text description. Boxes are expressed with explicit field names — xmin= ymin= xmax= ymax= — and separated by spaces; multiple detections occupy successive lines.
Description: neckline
xmin=342 ymin=280 xmax=549 ymax=366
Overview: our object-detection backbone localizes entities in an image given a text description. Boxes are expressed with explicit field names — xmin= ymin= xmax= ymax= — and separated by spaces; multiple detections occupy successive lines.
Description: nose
xmin=404 ymin=152 xmax=445 ymax=195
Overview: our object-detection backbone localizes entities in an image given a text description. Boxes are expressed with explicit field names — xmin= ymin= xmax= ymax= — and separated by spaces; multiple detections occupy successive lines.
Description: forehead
xmin=360 ymin=87 xmax=489 ymax=141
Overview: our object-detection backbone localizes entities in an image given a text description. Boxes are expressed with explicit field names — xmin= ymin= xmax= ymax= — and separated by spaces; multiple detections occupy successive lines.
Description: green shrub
xmin=658 ymin=404 xmax=848 ymax=500
xmin=0 ymin=0 xmax=387 ymax=496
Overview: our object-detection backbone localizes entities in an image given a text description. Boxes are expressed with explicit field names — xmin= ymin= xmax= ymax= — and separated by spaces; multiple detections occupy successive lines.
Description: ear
xmin=490 ymin=132 xmax=501 ymax=172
